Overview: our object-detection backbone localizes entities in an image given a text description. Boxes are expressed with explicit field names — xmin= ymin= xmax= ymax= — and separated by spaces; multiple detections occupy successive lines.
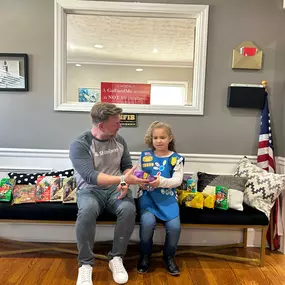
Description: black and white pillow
xmin=197 ymin=172 xmax=247 ymax=192
xmin=197 ymin=171 xmax=247 ymax=211
xmin=8 ymin=169 xmax=74 ymax=185
xmin=235 ymin=157 xmax=285 ymax=219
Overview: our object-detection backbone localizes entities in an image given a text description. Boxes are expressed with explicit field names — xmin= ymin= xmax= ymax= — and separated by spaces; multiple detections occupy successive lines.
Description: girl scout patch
xmin=170 ymin=156 xmax=177 ymax=166
xmin=143 ymin=156 xmax=153 ymax=163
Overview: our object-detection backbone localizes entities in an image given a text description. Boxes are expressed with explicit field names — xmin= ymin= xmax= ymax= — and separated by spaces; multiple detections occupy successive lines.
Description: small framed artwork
xmin=0 ymin=53 xmax=29 ymax=91
xmin=78 ymin=88 xmax=100 ymax=103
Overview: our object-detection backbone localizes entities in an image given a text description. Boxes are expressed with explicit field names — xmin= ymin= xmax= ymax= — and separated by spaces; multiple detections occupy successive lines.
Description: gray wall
xmin=279 ymin=12 xmax=285 ymax=157
xmin=270 ymin=1 xmax=285 ymax=156
xmin=0 ymin=0 xmax=284 ymax=156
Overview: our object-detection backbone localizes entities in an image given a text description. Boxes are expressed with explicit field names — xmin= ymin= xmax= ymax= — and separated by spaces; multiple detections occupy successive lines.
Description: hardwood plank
xmin=185 ymin=257 xmax=210 ymax=285
xmin=1 ymin=246 xmax=285 ymax=285
xmin=228 ymin=249 xmax=285 ymax=285
xmin=201 ymin=258 xmax=241 ymax=285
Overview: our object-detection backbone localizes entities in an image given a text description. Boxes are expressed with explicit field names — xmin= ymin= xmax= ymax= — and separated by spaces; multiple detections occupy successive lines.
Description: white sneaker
xmin=109 ymin=256 xmax=128 ymax=284
xmin=76 ymin=264 xmax=93 ymax=285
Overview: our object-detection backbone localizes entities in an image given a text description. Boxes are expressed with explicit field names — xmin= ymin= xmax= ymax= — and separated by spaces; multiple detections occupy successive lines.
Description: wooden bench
xmin=0 ymin=201 xmax=269 ymax=266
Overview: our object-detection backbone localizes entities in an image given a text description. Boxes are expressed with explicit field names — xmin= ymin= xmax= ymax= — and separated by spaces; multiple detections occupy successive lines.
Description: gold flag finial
xmin=261 ymin=80 xmax=268 ymax=90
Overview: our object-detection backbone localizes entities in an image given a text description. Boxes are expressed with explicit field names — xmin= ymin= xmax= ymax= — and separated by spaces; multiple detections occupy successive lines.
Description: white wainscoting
xmin=0 ymin=148 xmax=283 ymax=249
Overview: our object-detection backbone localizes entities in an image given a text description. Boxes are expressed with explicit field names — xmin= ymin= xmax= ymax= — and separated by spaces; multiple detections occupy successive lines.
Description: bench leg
xmin=269 ymin=212 xmax=274 ymax=250
xmin=260 ymin=227 xmax=267 ymax=267
xmin=243 ymin=228 xmax=248 ymax=248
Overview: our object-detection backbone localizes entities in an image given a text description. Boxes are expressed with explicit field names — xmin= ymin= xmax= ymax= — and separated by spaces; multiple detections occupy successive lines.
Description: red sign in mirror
xmin=101 ymin=82 xmax=151 ymax=105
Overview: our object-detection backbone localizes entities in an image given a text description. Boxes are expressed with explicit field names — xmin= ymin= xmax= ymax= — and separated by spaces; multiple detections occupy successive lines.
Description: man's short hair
xmin=90 ymin=102 xmax=122 ymax=125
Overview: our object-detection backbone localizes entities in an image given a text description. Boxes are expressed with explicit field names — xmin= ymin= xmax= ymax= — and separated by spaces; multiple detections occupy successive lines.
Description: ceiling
xmin=66 ymin=14 xmax=196 ymax=66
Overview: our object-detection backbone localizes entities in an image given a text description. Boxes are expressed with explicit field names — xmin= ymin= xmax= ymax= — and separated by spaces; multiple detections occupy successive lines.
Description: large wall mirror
xmin=54 ymin=0 xmax=209 ymax=115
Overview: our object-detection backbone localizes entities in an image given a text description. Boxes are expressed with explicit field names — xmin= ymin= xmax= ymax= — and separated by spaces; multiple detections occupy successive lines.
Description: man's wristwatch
xmin=120 ymin=175 xmax=127 ymax=187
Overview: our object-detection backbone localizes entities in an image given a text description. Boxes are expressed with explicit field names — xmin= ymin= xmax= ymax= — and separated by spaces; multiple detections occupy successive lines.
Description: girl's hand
xmin=140 ymin=184 xmax=149 ymax=190
xmin=149 ymin=175 xmax=160 ymax=188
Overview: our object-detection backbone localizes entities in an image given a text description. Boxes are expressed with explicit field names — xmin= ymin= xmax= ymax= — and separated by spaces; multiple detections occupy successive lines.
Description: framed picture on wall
xmin=0 ymin=53 xmax=29 ymax=91
xmin=78 ymin=88 xmax=100 ymax=103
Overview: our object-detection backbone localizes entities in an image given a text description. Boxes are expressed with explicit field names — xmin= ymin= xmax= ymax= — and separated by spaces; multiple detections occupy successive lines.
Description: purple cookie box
xmin=134 ymin=170 xmax=156 ymax=182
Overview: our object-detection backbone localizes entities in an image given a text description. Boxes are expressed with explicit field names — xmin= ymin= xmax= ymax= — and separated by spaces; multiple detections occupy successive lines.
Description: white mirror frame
xmin=54 ymin=0 xmax=209 ymax=115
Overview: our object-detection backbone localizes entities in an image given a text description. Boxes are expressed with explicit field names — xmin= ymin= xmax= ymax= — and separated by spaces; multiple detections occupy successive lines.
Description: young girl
xmin=137 ymin=121 xmax=184 ymax=275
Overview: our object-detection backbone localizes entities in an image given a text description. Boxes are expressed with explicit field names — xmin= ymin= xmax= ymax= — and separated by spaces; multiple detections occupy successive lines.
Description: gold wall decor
xmin=232 ymin=41 xmax=262 ymax=70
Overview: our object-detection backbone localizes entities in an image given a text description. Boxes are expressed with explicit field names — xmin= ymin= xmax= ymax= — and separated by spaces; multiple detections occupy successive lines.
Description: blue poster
xmin=78 ymin=88 xmax=100 ymax=103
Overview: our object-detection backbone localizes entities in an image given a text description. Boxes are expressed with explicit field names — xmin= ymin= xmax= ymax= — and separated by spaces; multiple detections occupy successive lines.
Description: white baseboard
xmin=0 ymin=148 xmax=281 ymax=249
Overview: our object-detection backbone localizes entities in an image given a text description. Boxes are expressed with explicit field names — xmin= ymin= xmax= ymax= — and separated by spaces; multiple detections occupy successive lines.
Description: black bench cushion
xmin=0 ymin=200 xmax=269 ymax=226
xmin=179 ymin=205 xmax=268 ymax=226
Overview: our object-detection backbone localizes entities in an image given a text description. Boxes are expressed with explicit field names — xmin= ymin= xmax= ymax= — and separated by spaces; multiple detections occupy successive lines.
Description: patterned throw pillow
xmin=8 ymin=169 xmax=74 ymax=185
xmin=197 ymin=172 xmax=247 ymax=192
xmin=234 ymin=157 xmax=285 ymax=219
xmin=197 ymin=172 xmax=247 ymax=211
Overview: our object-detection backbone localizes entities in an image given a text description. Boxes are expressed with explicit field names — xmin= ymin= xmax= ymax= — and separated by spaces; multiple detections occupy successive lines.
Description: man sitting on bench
xmin=69 ymin=102 xmax=148 ymax=285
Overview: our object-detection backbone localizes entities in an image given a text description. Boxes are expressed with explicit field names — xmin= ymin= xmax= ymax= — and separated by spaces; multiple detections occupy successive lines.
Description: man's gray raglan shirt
xmin=69 ymin=131 xmax=133 ymax=191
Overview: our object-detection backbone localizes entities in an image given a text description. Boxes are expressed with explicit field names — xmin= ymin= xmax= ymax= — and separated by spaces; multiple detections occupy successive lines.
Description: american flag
xmin=257 ymin=91 xmax=280 ymax=250
xmin=257 ymin=91 xmax=275 ymax=172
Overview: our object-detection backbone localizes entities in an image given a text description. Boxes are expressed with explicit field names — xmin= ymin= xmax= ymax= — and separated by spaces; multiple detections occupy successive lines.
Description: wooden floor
xmin=1 ymin=243 xmax=285 ymax=285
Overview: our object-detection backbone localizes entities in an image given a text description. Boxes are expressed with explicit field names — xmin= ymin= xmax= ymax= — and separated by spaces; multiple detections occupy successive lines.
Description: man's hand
xmin=117 ymin=183 xmax=129 ymax=200
xmin=124 ymin=166 xmax=149 ymax=185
